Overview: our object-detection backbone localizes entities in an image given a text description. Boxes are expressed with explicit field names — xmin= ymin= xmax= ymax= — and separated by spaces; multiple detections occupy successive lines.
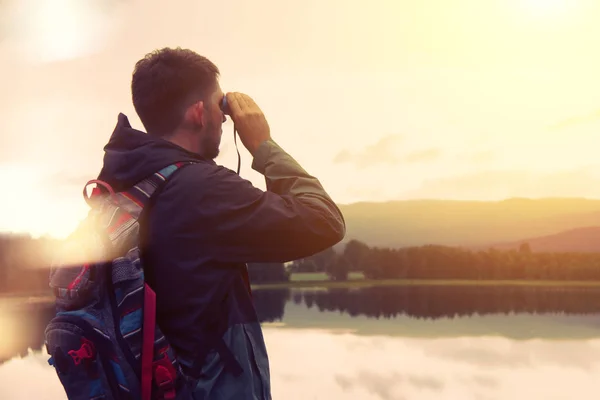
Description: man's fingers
xmin=238 ymin=95 xmax=251 ymax=111
xmin=226 ymin=92 xmax=243 ymax=116
xmin=239 ymin=94 xmax=258 ymax=112
xmin=223 ymin=92 xmax=271 ymax=155
xmin=227 ymin=92 xmax=261 ymax=115
xmin=226 ymin=92 xmax=264 ymax=125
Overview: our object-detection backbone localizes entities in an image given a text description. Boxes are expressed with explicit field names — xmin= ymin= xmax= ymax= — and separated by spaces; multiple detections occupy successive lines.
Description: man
xmin=96 ymin=47 xmax=346 ymax=399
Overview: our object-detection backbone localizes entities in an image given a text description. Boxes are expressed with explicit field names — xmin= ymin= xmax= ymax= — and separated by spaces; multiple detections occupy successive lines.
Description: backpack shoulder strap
xmin=129 ymin=161 xmax=194 ymax=400
xmin=125 ymin=161 xmax=194 ymax=213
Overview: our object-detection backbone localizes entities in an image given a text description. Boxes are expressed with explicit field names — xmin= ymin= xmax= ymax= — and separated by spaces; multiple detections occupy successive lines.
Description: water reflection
xmin=2 ymin=285 xmax=600 ymax=399
xmin=279 ymin=285 xmax=600 ymax=339
xmin=3 ymin=330 xmax=600 ymax=400
xmin=294 ymin=285 xmax=600 ymax=319
xmin=0 ymin=300 xmax=56 ymax=364
xmin=4 ymin=285 xmax=600 ymax=362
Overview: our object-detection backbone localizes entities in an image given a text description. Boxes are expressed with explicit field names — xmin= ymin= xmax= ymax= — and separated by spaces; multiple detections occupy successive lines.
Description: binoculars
xmin=220 ymin=96 xmax=231 ymax=115
xmin=220 ymin=95 xmax=241 ymax=175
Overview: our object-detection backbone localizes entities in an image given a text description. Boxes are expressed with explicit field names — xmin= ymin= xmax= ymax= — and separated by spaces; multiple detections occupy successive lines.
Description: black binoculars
xmin=220 ymin=96 xmax=231 ymax=115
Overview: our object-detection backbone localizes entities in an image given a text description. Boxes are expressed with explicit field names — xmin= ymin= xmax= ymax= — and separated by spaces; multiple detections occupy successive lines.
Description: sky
xmin=2 ymin=0 xmax=600 ymax=238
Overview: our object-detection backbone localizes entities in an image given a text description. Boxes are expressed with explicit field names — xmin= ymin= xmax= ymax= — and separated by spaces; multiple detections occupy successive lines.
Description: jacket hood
xmin=97 ymin=113 xmax=211 ymax=192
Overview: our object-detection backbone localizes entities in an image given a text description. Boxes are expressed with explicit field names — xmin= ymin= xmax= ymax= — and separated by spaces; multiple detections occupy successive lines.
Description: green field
xmin=289 ymin=272 xmax=365 ymax=282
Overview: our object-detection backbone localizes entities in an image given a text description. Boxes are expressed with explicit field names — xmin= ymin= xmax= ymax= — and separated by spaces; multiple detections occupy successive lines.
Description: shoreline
xmin=252 ymin=278 xmax=600 ymax=290
xmin=2 ymin=279 xmax=600 ymax=306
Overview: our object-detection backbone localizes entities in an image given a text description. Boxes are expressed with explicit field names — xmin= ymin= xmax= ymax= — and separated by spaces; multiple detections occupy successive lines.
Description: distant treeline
xmin=3 ymin=234 xmax=600 ymax=295
xmin=0 ymin=235 xmax=58 ymax=294
xmin=290 ymin=240 xmax=600 ymax=281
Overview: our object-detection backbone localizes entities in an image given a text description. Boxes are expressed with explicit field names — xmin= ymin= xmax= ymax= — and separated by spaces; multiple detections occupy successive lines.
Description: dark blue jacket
xmin=97 ymin=113 xmax=346 ymax=399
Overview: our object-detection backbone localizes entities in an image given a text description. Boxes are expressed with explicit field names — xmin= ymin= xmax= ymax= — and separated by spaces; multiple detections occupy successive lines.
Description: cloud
xmin=333 ymin=135 xmax=402 ymax=168
xmin=404 ymin=148 xmax=442 ymax=163
xmin=407 ymin=375 xmax=444 ymax=391
xmin=427 ymin=340 xmax=600 ymax=375
xmin=548 ymin=109 xmax=600 ymax=131
xmin=340 ymin=186 xmax=387 ymax=202
xmin=470 ymin=375 xmax=499 ymax=388
xmin=335 ymin=371 xmax=405 ymax=400
xmin=462 ymin=149 xmax=495 ymax=164
xmin=335 ymin=370 xmax=444 ymax=399
xmin=430 ymin=346 xmax=532 ymax=368
xmin=401 ymin=167 xmax=600 ymax=200
xmin=333 ymin=138 xmax=442 ymax=168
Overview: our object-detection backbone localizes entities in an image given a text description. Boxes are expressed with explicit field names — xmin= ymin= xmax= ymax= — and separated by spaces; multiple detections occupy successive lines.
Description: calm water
xmin=1 ymin=285 xmax=600 ymax=399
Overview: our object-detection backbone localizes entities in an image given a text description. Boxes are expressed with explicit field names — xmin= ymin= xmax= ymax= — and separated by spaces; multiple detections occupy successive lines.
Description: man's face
xmin=199 ymin=83 xmax=227 ymax=160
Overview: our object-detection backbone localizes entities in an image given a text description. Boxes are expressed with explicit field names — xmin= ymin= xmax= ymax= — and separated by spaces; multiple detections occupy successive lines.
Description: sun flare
xmin=6 ymin=0 xmax=117 ymax=63
xmin=0 ymin=165 xmax=87 ymax=239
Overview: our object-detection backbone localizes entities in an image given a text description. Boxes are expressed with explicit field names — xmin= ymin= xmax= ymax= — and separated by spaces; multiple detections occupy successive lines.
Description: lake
xmin=1 ymin=284 xmax=600 ymax=399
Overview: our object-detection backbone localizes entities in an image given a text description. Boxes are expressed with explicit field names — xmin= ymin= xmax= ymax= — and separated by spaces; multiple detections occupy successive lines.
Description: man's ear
xmin=186 ymin=101 xmax=205 ymax=129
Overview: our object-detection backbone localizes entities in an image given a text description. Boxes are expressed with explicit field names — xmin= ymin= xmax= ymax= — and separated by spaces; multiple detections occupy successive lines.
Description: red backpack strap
xmin=141 ymin=283 xmax=157 ymax=400
xmin=135 ymin=162 xmax=195 ymax=399
xmin=83 ymin=179 xmax=117 ymax=206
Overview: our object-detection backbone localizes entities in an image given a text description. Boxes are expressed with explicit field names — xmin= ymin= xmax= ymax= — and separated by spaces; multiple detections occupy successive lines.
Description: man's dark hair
xmin=131 ymin=47 xmax=220 ymax=136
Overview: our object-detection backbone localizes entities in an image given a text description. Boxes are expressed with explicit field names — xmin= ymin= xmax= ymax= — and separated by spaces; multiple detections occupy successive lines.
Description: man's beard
xmin=200 ymin=130 xmax=220 ymax=160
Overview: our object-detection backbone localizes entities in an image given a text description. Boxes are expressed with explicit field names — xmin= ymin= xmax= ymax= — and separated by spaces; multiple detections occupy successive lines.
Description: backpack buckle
xmin=68 ymin=337 xmax=95 ymax=365
xmin=153 ymin=352 xmax=177 ymax=400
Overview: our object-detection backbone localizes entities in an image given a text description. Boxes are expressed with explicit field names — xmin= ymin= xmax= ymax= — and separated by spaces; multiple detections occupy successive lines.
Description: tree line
xmin=0 ymin=234 xmax=58 ymax=294
xmin=290 ymin=240 xmax=600 ymax=281
xmin=3 ymin=233 xmax=600 ymax=295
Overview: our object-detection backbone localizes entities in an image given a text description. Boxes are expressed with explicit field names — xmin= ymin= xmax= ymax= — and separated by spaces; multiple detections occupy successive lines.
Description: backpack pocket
xmin=45 ymin=316 xmax=131 ymax=400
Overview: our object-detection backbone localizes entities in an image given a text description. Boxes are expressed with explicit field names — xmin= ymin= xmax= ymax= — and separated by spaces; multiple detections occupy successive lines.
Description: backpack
xmin=44 ymin=162 xmax=195 ymax=400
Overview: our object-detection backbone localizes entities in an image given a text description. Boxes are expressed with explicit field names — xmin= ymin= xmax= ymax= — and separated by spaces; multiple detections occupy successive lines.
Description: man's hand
xmin=225 ymin=92 xmax=271 ymax=156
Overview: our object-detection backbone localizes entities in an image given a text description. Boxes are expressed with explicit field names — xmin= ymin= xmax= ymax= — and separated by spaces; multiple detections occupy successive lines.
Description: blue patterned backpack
xmin=44 ymin=162 xmax=194 ymax=400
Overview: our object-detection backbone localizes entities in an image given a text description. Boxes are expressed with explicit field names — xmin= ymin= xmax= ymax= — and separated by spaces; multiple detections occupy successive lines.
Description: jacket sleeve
xmin=170 ymin=139 xmax=346 ymax=263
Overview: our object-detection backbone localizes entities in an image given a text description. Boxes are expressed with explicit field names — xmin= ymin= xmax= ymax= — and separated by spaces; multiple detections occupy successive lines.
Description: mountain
xmin=485 ymin=226 xmax=600 ymax=253
xmin=336 ymin=197 xmax=600 ymax=248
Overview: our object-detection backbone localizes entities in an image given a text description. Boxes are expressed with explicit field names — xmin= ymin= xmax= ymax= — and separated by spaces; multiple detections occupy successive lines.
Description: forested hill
xmin=337 ymin=197 xmax=600 ymax=248
xmin=485 ymin=226 xmax=600 ymax=253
